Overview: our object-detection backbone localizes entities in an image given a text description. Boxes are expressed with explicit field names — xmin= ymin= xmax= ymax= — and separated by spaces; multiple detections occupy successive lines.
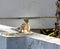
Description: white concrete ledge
xmin=0 ymin=24 xmax=60 ymax=49
xmin=27 ymin=33 xmax=60 ymax=45
xmin=0 ymin=33 xmax=60 ymax=49
xmin=0 ymin=24 xmax=18 ymax=33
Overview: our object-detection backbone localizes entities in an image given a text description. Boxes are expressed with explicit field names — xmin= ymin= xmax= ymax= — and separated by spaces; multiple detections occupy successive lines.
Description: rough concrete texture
xmin=0 ymin=33 xmax=60 ymax=49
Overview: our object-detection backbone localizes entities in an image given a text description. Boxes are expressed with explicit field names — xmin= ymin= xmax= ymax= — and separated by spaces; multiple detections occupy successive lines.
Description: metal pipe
xmin=0 ymin=16 xmax=56 ymax=19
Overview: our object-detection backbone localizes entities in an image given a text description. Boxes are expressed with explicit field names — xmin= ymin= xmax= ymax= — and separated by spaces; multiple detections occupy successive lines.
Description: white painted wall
xmin=0 ymin=0 xmax=57 ymax=29
xmin=0 ymin=0 xmax=57 ymax=17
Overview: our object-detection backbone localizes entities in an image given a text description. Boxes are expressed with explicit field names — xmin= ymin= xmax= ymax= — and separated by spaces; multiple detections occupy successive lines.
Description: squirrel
xmin=19 ymin=19 xmax=30 ymax=33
